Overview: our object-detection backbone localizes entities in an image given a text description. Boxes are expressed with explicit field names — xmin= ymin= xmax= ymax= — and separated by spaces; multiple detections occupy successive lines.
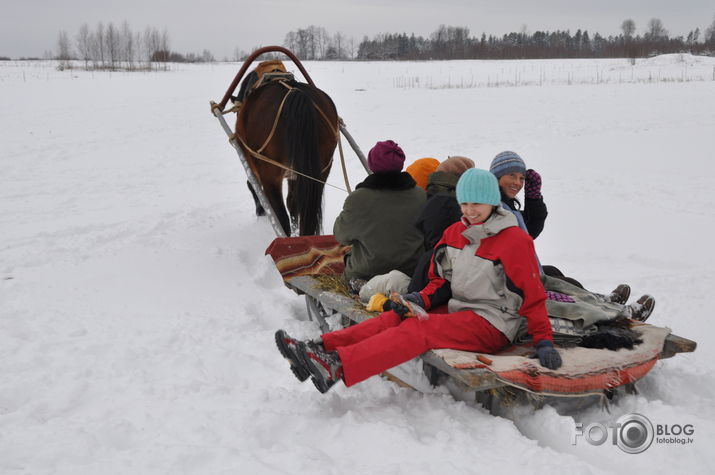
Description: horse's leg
xmin=262 ymin=177 xmax=291 ymax=237
xmin=246 ymin=180 xmax=265 ymax=216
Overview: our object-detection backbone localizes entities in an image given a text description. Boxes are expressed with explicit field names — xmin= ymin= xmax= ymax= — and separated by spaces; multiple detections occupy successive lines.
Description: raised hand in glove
xmin=524 ymin=169 xmax=543 ymax=200
xmin=534 ymin=340 xmax=562 ymax=370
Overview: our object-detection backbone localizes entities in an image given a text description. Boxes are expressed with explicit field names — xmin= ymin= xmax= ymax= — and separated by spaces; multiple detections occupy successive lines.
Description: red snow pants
xmin=321 ymin=309 xmax=509 ymax=387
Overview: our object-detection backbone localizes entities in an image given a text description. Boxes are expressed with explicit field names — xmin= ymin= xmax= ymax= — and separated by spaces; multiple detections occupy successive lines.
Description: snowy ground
xmin=1 ymin=56 xmax=714 ymax=474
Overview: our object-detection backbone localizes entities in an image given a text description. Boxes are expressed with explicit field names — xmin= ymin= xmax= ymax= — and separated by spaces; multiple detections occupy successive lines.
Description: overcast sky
xmin=2 ymin=0 xmax=714 ymax=59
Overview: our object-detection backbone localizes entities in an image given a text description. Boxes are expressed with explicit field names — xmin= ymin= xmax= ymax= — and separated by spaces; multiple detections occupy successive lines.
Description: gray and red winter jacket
xmin=418 ymin=207 xmax=553 ymax=344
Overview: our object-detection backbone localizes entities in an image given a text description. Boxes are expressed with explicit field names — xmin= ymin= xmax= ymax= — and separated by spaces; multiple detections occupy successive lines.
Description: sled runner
xmin=265 ymin=235 xmax=697 ymax=403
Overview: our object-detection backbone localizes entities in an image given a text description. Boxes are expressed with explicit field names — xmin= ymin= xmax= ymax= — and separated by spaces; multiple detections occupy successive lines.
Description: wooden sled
xmin=266 ymin=235 xmax=697 ymax=409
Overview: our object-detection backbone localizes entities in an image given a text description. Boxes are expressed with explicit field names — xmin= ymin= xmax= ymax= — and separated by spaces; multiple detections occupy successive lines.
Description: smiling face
xmin=498 ymin=172 xmax=525 ymax=199
xmin=460 ymin=202 xmax=494 ymax=225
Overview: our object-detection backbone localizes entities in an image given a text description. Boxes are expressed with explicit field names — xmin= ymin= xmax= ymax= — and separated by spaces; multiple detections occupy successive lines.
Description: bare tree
xmin=133 ymin=30 xmax=145 ymax=68
xmin=346 ymin=37 xmax=356 ymax=59
xmin=120 ymin=21 xmax=134 ymax=69
xmin=307 ymin=26 xmax=318 ymax=59
xmin=105 ymin=22 xmax=120 ymax=69
xmin=88 ymin=31 xmax=99 ymax=68
xmin=161 ymin=29 xmax=170 ymax=52
xmin=621 ymin=19 xmax=636 ymax=38
xmin=75 ymin=23 xmax=91 ymax=69
xmin=201 ymin=49 xmax=215 ymax=62
xmin=143 ymin=27 xmax=153 ymax=64
xmin=143 ymin=27 xmax=161 ymax=68
xmin=333 ymin=31 xmax=345 ymax=59
xmin=232 ymin=46 xmax=246 ymax=62
xmin=283 ymin=31 xmax=297 ymax=54
xmin=160 ymin=29 xmax=170 ymax=68
xmin=314 ymin=26 xmax=328 ymax=59
xmin=706 ymin=15 xmax=715 ymax=45
xmin=451 ymin=26 xmax=470 ymax=58
xmin=56 ymin=29 xmax=71 ymax=69
xmin=646 ymin=18 xmax=668 ymax=39
xmin=296 ymin=28 xmax=310 ymax=59
xmin=284 ymin=26 xmax=356 ymax=60
xmin=431 ymin=25 xmax=448 ymax=58
xmin=96 ymin=22 xmax=106 ymax=67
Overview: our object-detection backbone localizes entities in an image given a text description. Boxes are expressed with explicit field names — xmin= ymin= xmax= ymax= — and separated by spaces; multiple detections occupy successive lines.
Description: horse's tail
xmin=281 ymin=85 xmax=325 ymax=236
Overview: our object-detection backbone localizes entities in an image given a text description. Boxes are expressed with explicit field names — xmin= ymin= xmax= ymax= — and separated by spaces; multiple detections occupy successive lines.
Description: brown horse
xmin=235 ymin=77 xmax=338 ymax=236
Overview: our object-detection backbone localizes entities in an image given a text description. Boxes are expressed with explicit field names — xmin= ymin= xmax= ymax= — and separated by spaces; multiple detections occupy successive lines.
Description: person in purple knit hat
xmin=333 ymin=140 xmax=426 ymax=292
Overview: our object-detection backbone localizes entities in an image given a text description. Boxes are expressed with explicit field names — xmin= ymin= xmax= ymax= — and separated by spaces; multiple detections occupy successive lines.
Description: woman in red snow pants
xmin=323 ymin=309 xmax=508 ymax=387
xmin=275 ymin=168 xmax=560 ymax=394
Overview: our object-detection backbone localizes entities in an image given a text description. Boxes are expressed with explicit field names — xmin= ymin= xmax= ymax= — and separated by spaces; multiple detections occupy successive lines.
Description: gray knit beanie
xmin=489 ymin=151 xmax=526 ymax=178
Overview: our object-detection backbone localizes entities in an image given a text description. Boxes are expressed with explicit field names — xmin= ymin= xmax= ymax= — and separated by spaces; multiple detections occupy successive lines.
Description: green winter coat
xmin=334 ymin=172 xmax=426 ymax=281
xmin=425 ymin=171 xmax=460 ymax=198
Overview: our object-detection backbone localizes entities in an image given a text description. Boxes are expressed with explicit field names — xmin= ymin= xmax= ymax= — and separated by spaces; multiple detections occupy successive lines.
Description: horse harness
xmin=229 ymin=76 xmax=352 ymax=193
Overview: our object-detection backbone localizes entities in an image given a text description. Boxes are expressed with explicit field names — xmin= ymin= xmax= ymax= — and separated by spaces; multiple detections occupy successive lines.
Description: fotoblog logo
xmin=572 ymin=413 xmax=654 ymax=454
xmin=615 ymin=413 xmax=655 ymax=454
xmin=572 ymin=413 xmax=695 ymax=453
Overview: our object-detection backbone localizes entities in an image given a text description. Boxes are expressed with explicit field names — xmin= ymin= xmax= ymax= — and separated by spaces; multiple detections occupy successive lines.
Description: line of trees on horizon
xmin=355 ymin=19 xmax=715 ymax=61
xmin=3 ymin=16 xmax=714 ymax=67
xmin=50 ymin=21 xmax=214 ymax=70
xmin=286 ymin=17 xmax=715 ymax=61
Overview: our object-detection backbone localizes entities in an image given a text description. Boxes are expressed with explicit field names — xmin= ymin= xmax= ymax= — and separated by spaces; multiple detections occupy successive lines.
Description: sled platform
xmin=266 ymin=236 xmax=697 ymax=397
xmin=283 ymin=272 xmax=695 ymax=395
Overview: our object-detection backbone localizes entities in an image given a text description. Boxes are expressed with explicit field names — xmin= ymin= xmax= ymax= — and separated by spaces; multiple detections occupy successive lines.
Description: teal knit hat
xmin=456 ymin=168 xmax=501 ymax=205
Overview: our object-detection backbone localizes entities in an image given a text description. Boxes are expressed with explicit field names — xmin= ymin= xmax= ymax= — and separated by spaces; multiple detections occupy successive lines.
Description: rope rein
xmin=234 ymin=134 xmax=348 ymax=192
xmin=229 ymin=79 xmax=352 ymax=193
xmin=257 ymin=84 xmax=294 ymax=154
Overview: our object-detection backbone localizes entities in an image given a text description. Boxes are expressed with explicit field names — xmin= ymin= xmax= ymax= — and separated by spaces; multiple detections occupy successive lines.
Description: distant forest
xmin=285 ymin=18 xmax=715 ymax=61
xmin=4 ymin=17 xmax=713 ymax=68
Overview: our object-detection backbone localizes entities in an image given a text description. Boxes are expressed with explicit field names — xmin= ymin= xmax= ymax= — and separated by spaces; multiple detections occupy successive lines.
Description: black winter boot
xmin=298 ymin=343 xmax=344 ymax=393
xmin=275 ymin=330 xmax=311 ymax=382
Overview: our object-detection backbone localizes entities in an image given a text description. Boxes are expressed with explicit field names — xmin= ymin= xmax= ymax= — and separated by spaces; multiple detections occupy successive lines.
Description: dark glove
xmin=389 ymin=292 xmax=424 ymax=318
xmin=389 ymin=299 xmax=410 ymax=318
xmin=403 ymin=292 xmax=425 ymax=309
xmin=524 ymin=169 xmax=542 ymax=199
xmin=535 ymin=340 xmax=562 ymax=370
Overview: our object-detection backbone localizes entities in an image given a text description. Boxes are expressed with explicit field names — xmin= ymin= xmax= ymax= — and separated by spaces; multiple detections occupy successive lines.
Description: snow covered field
xmin=1 ymin=56 xmax=714 ymax=474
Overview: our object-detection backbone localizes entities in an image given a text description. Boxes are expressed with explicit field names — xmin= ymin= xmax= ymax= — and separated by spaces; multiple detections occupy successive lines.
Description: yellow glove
xmin=366 ymin=293 xmax=389 ymax=312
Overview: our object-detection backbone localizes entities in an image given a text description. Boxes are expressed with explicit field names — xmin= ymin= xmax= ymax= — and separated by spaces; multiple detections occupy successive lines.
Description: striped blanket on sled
xmin=265 ymin=236 xmax=670 ymax=396
xmin=433 ymin=322 xmax=668 ymax=396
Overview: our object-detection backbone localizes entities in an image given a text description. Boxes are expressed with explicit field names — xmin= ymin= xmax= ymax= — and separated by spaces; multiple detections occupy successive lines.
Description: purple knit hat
xmin=368 ymin=140 xmax=406 ymax=173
